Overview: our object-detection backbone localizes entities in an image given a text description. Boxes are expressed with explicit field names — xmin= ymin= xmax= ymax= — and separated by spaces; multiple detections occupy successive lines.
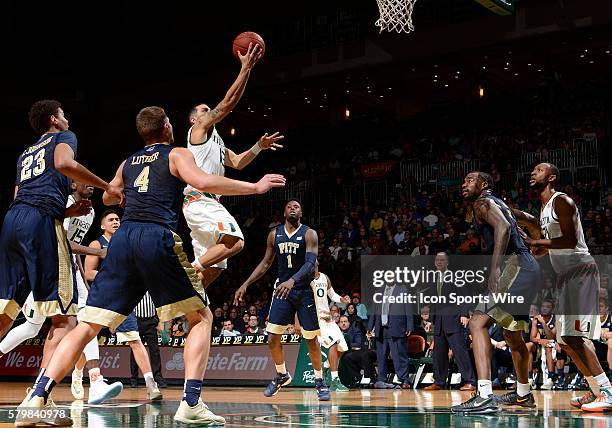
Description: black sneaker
xmin=493 ymin=391 xmax=537 ymax=408
xmin=451 ymin=394 xmax=500 ymax=414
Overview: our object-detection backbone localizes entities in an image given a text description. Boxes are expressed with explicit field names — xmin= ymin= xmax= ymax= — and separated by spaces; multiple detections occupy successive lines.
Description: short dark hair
xmin=136 ymin=106 xmax=167 ymax=141
xmin=546 ymin=163 xmax=560 ymax=184
xmin=29 ymin=100 xmax=62 ymax=135
xmin=542 ymin=299 xmax=555 ymax=308
xmin=100 ymin=209 xmax=119 ymax=221
xmin=188 ymin=106 xmax=198 ymax=120
xmin=285 ymin=198 xmax=302 ymax=208
xmin=476 ymin=172 xmax=494 ymax=191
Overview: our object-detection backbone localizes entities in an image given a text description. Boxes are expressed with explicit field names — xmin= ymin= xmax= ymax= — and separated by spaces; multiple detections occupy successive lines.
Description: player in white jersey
xmin=0 ymin=183 xmax=121 ymax=403
xmin=513 ymin=162 xmax=608 ymax=411
xmin=308 ymin=264 xmax=351 ymax=392
xmin=183 ymin=42 xmax=283 ymax=289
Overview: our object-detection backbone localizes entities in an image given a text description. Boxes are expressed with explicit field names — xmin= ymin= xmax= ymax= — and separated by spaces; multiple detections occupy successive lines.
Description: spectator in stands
xmin=171 ymin=318 xmax=187 ymax=338
xmin=285 ymin=324 xmax=296 ymax=335
xmin=338 ymin=315 xmax=377 ymax=386
xmin=351 ymin=293 xmax=368 ymax=320
xmin=423 ymin=209 xmax=439 ymax=229
xmin=344 ymin=223 xmax=359 ymax=248
xmin=245 ymin=315 xmax=265 ymax=335
xmin=236 ymin=312 xmax=250 ymax=334
xmin=220 ymin=320 xmax=241 ymax=337
xmin=411 ymin=237 xmax=429 ymax=256
xmin=394 ymin=225 xmax=406 ymax=246
xmin=369 ymin=212 xmax=383 ymax=233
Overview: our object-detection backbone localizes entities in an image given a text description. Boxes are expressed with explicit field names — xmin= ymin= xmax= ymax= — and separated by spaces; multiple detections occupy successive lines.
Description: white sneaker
xmin=582 ymin=388 xmax=612 ymax=412
xmin=541 ymin=378 xmax=554 ymax=390
xmin=88 ymin=378 xmax=123 ymax=405
xmin=15 ymin=388 xmax=73 ymax=427
xmin=147 ymin=380 xmax=163 ymax=401
xmin=71 ymin=370 xmax=84 ymax=400
xmin=174 ymin=398 xmax=226 ymax=425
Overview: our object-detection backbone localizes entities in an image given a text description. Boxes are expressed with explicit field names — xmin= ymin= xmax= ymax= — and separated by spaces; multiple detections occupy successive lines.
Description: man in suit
xmin=339 ymin=315 xmax=377 ymax=386
xmin=367 ymin=283 xmax=413 ymax=389
xmin=423 ymin=252 xmax=476 ymax=391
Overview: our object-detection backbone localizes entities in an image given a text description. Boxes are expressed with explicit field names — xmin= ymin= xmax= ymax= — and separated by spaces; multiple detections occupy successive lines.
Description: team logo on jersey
xmin=297 ymin=237 xmax=303 ymax=241
xmin=574 ymin=320 xmax=591 ymax=333
xmin=217 ymin=222 xmax=236 ymax=233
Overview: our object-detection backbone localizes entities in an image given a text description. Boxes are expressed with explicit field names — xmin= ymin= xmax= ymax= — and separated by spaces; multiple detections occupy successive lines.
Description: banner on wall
xmin=361 ymin=161 xmax=397 ymax=179
xmin=0 ymin=342 xmax=300 ymax=382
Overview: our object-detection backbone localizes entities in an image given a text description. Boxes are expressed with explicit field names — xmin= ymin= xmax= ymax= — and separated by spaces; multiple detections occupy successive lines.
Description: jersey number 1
xmin=287 ymin=254 xmax=292 ymax=268
xmin=134 ymin=166 xmax=150 ymax=193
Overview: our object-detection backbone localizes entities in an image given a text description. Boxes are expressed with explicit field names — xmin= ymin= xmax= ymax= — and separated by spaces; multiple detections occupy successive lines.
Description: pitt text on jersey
xmin=278 ymin=242 xmax=300 ymax=255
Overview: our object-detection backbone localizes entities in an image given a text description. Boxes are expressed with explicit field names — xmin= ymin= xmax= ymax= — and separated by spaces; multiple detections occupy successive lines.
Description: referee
xmin=130 ymin=292 xmax=166 ymax=388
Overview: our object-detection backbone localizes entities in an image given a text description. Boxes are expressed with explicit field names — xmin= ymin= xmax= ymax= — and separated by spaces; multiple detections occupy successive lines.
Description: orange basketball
xmin=232 ymin=31 xmax=265 ymax=59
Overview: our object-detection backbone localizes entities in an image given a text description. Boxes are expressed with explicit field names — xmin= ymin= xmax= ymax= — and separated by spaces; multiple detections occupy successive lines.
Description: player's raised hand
xmin=340 ymin=295 xmax=351 ymax=305
xmin=274 ymin=280 xmax=294 ymax=299
xmin=238 ymin=43 xmax=262 ymax=70
xmin=257 ymin=132 xmax=284 ymax=151
xmin=233 ymin=285 xmax=247 ymax=306
xmin=255 ymin=174 xmax=286 ymax=194
xmin=65 ymin=199 xmax=92 ymax=218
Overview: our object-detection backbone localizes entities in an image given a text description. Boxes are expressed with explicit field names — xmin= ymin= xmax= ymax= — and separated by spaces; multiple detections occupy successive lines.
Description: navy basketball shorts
xmin=80 ymin=221 xmax=207 ymax=331
xmin=114 ymin=311 xmax=141 ymax=343
xmin=267 ymin=285 xmax=320 ymax=339
xmin=0 ymin=203 xmax=77 ymax=319
xmin=476 ymin=253 xmax=541 ymax=332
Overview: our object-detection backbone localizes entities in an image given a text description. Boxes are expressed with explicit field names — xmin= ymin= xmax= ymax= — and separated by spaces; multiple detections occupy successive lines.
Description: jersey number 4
xmin=20 ymin=149 xmax=46 ymax=182
xmin=134 ymin=166 xmax=150 ymax=193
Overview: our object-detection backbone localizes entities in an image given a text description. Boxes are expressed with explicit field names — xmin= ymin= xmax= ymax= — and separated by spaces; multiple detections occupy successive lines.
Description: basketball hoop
xmin=375 ymin=0 xmax=417 ymax=34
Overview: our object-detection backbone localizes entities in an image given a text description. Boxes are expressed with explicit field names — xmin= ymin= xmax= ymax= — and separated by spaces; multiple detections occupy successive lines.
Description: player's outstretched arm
xmin=70 ymin=241 xmax=106 ymax=257
xmin=189 ymin=43 xmax=262 ymax=144
xmin=511 ymin=208 xmax=539 ymax=227
xmin=170 ymin=147 xmax=285 ymax=195
xmin=102 ymin=160 xmax=126 ymax=206
xmin=84 ymin=240 xmax=102 ymax=282
xmin=55 ymin=143 xmax=123 ymax=203
xmin=528 ymin=195 xmax=578 ymax=249
xmin=234 ymin=230 xmax=277 ymax=305
xmin=225 ymin=132 xmax=284 ymax=171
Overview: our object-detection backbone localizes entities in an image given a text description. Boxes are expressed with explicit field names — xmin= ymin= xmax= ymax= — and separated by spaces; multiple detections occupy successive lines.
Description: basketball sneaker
xmin=493 ymin=391 xmax=536 ymax=408
xmin=451 ymin=394 xmax=500 ymax=414
xmin=15 ymin=388 xmax=73 ymax=427
xmin=329 ymin=378 xmax=349 ymax=392
xmin=541 ymin=378 xmax=554 ymax=390
xmin=315 ymin=378 xmax=331 ymax=401
xmin=582 ymin=388 xmax=612 ymax=412
xmin=264 ymin=372 xmax=292 ymax=397
xmin=570 ymin=390 xmax=596 ymax=409
xmin=88 ymin=377 xmax=123 ymax=405
xmin=71 ymin=369 xmax=85 ymax=400
xmin=174 ymin=398 xmax=226 ymax=425
xmin=146 ymin=379 xmax=163 ymax=401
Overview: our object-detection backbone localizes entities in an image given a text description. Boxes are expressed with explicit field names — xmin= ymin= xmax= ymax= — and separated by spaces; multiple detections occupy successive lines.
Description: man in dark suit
xmin=367 ymin=283 xmax=413 ymax=389
xmin=338 ymin=315 xmax=377 ymax=386
xmin=423 ymin=252 xmax=476 ymax=391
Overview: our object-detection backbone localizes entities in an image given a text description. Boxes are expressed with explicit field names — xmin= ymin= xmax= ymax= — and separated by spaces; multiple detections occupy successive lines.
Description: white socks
xmin=478 ymin=379 xmax=492 ymax=398
xmin=331 ymin=371 xmax=339 ymax=380
xmin=595 ymin=372 xmax=612 ymax=390
xmin=275 ymin=363 xmax=287 ymax=375
xmin=516 ymin=382 xmax=530 ymax=397
xmin=72 ymin=367 xmax=83 ymax=380
xmin=314 ymin=369 xmax=323 ymax=380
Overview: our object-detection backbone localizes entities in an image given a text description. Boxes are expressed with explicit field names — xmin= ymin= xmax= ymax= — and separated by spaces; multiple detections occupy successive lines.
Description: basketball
xmin=232 ymin=31 xmax=265 ymax=59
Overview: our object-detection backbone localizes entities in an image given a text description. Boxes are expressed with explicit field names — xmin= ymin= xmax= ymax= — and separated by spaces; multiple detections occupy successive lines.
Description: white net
xmin=375 ymin=0 xmax=417 ymax=34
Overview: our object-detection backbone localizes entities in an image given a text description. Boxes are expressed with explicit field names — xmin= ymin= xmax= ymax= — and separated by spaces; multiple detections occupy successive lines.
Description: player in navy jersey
xmin=451 ymin=172 xmax=541 ymax=414
xmin=16 ymin=106 xmax=285 ymax=426
xmin=0 ymin=100 xmax=121 ymax=425
xmin=235 ymin=200 xmax=331 ymax=401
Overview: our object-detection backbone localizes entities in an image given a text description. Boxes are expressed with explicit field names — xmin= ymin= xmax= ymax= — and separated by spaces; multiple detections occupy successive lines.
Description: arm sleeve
xmin=290 ymin=251 xmax=317 ymax=284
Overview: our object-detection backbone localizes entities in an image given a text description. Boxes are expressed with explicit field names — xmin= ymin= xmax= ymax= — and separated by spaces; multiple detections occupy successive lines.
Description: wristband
xmin=250 ymin=142 xmax=262 ymax=155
